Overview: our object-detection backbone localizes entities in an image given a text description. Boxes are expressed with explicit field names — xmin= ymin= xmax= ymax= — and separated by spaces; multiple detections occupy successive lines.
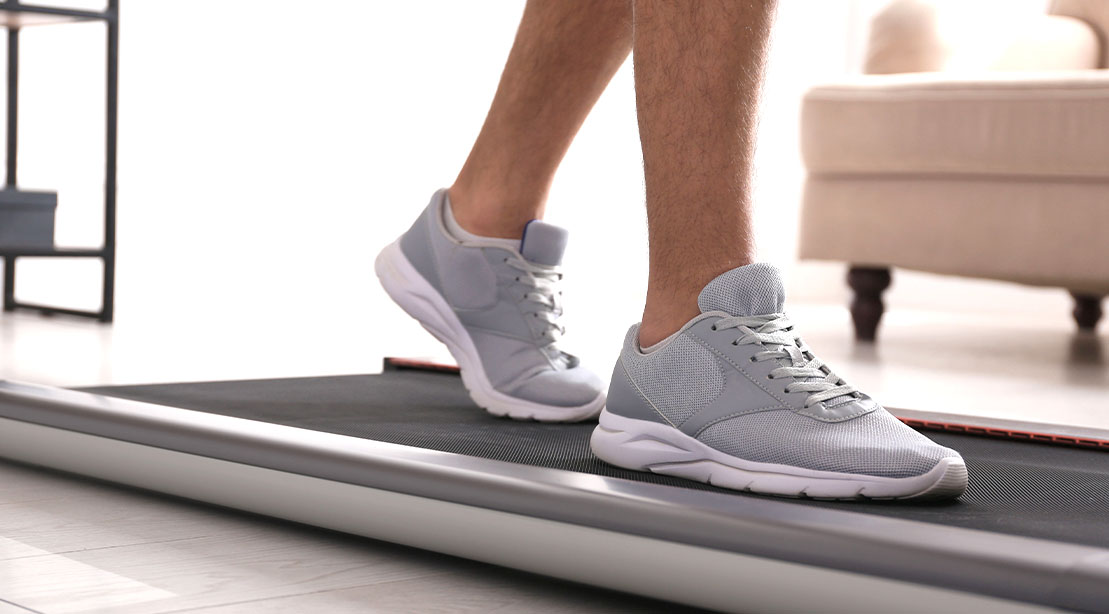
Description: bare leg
xmin=449 ymin=1 xmax=632 ymax=239
xmin=635 ymin=0 xmax=776 ymax=346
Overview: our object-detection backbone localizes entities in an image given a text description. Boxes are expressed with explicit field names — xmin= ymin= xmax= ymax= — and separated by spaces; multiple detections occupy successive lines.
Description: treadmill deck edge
xmin=0 ymin=374 xmax=1107 ymax=614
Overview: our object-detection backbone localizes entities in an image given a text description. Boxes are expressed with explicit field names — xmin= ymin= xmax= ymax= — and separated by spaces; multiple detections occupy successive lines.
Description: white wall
xmin=3 ymin=0 xmax=1073 ymax=377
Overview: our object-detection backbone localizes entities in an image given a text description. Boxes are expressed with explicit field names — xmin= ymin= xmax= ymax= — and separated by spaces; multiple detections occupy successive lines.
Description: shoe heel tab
xmin=606 ymin=352 xmax=670 ymax=426
xmin=430 ymin=187 xmax=450 ymax=209
xmin=429 ymin=188 xmax=454 ymax=236
xmin=622 ymin=324 xmax=646 ymax=356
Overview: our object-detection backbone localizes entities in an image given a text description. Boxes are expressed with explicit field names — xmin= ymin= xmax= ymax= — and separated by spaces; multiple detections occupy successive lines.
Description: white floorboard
xmin=0 ymin=461 xmax=699 ymax=614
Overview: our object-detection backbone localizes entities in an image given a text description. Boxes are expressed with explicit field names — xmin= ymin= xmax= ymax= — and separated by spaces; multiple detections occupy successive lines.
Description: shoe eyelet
xmin=748 ymin=356 xmax=756 ymax=362
xmin=710 ymin=324 xmax=717 ymax=331
xmin=783 ymin=388 xmax=791 ymax=395
xmin=766 ymin=374 xmax=774 ymax=380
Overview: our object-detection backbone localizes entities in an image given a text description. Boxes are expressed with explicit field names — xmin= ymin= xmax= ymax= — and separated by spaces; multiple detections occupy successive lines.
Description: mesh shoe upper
xmin=620 ymin=333 xmax=728 ymax=426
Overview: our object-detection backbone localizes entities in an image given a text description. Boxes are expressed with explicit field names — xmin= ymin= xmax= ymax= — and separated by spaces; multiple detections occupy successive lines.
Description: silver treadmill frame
xmin=1 ymin=380 xmax=1107 ymax=614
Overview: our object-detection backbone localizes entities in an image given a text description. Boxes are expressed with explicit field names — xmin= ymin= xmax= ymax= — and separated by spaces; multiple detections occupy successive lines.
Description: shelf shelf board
xmin=0 ymin=4 xmax=111 ymax=27
xmin=0 ymin=246 xmax=103 ymax=257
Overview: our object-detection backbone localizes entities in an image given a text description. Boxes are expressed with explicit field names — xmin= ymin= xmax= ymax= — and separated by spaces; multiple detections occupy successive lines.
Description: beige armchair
xmin=798 ymin=0 xmax=1109 ymax=340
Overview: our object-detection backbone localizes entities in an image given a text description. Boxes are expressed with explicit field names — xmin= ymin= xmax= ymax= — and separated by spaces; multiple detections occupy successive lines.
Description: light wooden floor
xmin=0 ymin=459 xmax=707 ymax=614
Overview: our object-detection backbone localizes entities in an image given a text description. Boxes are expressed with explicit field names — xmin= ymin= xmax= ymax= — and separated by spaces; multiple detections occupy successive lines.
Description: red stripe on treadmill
xmin=899 ymin=417 xmax=1109 ymax=451
xmin=382 ymin=357 xmax=1108 ymax=451
xmin=383 ymin=357 xmax=460 ymax=374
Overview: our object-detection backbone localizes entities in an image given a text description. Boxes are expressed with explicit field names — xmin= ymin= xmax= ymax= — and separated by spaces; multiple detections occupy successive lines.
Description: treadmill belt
xmin=81 ymin=369 xmax=1109 ymax=549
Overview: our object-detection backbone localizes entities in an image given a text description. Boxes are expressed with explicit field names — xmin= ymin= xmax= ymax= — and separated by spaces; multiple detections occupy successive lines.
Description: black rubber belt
xmin=81 ymin=369 xmax=1109 ymax=551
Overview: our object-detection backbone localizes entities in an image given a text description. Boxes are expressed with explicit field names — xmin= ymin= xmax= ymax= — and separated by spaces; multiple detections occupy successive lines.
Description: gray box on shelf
xmin=0 ymin=188 xmax=57 ymax=249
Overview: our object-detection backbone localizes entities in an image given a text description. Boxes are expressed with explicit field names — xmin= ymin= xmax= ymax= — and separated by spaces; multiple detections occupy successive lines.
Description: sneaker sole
xmin=590 ymin=409 xmax=968 ymax=501
xmin=375 ymin=240 xmax=605 ymax=423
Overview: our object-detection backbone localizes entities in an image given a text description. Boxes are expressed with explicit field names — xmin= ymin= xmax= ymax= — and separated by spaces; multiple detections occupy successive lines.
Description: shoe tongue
xmin=697 ymin=263 xmax=786 ymax=316
xmin=520 ymin=220 xmax=568 ymax=266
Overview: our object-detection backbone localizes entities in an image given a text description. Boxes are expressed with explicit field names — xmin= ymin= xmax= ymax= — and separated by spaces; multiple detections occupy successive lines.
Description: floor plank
xmin=172 ymin=570 xmax=691 ymax=614
xmin=0 ymin=599 xmax=39 ymax=614
xmin=0 ymin=461 xmax=705 ymax=614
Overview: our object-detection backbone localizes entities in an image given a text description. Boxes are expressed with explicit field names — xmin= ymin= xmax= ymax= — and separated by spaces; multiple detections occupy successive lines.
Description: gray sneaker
xmin=375 ymin=189 xmax=605 ymax=422
xmin=591 ymin=263 xmax=967 ymax=500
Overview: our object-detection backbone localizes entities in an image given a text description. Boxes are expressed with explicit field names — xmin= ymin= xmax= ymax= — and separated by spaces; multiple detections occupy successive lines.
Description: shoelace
xmin=712 ymin=313 xmax=857 ymax=409
xmin=506 ymin=257 xmax=565 ymax=345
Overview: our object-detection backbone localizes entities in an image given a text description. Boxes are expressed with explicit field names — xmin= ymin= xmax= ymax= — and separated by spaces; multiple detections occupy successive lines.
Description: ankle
xmin=447 ymin=183 xmax=545 ymax=240
xmin=638 ymin=301 xmax=700 ymax=348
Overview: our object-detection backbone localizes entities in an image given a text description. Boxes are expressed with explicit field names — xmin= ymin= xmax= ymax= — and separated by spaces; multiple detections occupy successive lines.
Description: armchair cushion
xmin=802 ymin=71 xmax=1109 ymax=180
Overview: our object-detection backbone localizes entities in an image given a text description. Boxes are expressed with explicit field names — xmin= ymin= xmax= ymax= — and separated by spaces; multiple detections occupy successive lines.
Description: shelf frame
xmin=0 ymin=0 xmax=118 ymax=322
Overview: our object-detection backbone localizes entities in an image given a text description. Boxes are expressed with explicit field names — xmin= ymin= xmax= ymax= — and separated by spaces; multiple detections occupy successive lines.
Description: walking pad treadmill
xmin=1 ymin=359 xmax=1108 ymax=613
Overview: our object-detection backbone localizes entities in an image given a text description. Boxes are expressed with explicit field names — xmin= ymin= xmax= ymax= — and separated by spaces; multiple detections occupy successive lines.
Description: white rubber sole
xmin=590 ymin=409 xmax=968 ymax=501
xmin=375 ymin=240 xmax=605 ymax=423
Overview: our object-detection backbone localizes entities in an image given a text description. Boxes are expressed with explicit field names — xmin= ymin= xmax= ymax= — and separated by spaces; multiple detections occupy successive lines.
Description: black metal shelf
xmin=0 ymin=0 xmax=118 ymax=322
